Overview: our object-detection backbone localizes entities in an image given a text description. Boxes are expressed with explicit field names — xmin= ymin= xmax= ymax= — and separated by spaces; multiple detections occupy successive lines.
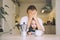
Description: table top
xmin=1 ymin=33 xmax=60 ymax=40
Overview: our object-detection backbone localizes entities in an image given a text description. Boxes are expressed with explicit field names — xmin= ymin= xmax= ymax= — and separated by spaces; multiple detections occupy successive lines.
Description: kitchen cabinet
xmin=44 ymin=25 xmax=56 ymax=34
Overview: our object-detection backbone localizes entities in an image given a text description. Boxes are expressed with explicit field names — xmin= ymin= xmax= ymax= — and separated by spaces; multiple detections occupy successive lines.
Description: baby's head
xmin=31 ymin=20 xmax=37 ymax=28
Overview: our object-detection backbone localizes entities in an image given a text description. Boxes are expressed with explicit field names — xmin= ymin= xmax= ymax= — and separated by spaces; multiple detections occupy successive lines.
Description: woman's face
xmin=27 ymin=10 xmax=37 ymax=17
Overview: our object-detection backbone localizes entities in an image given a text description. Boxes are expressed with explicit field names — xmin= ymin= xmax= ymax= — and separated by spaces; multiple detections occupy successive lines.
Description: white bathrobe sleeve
xmin=38 ymin=18 xmax=45 ymax=31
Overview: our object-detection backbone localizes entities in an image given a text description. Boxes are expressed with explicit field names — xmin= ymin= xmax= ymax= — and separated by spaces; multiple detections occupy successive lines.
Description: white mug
xmin=35 ymin=30 xmax=43 ymax=36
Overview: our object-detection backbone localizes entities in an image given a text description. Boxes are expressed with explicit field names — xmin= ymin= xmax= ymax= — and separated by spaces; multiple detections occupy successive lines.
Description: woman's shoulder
xmin=21 ymin=16 xmax=28 ymax=19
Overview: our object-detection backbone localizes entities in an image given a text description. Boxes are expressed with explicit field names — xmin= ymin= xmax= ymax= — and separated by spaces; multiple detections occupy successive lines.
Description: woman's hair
xmin=27 ymin=5 xmax=37 ymax=13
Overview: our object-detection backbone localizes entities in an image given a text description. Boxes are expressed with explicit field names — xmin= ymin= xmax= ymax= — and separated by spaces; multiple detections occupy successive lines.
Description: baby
xmin=27 ymin=20 xmax=43 ymax=36
xmin=27 ymin=19 xmax=38 ymax=35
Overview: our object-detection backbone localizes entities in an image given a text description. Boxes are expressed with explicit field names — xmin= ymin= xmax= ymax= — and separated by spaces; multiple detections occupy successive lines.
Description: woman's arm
xmin=33 ymin=17 xmax=44 ymax=31
xmin=27 ymin=17 xmax=32 ymax=28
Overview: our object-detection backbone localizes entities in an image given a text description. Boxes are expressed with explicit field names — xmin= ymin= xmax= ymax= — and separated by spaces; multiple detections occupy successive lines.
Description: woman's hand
xmin=27 ymin=11 xmax=37 ymax=28
xmin=33 ymin=17 xmax=43 ymax=31
xmin=27 ymin=13 xmax=33 ymax=28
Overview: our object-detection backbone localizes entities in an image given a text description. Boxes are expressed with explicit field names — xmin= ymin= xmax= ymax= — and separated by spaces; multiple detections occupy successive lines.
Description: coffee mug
xmin=35 ymin=30 xmax=43 ymax=36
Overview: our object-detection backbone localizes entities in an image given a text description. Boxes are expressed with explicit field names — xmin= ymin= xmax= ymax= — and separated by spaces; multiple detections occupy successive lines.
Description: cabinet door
xmin=44 ymin=25 xmax=56 ymax=34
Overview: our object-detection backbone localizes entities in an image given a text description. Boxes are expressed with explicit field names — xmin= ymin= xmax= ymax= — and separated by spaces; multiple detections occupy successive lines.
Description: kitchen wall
xmin=56 ymin=0 xmax=60 ymax=35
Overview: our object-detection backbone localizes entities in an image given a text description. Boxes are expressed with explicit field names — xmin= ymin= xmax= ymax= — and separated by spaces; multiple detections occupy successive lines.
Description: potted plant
xmin=0 ymin=7 xmax=8 ymax=32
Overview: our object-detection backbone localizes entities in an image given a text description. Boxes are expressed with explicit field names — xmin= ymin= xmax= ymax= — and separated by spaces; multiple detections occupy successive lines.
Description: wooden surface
xmin=44 ymin=25 xmax=56 ymax=34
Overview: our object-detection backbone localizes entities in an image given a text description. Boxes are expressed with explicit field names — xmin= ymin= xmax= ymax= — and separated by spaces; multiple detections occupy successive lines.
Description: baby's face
xmin=31 ymin=20 xmax=36 ymax=28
